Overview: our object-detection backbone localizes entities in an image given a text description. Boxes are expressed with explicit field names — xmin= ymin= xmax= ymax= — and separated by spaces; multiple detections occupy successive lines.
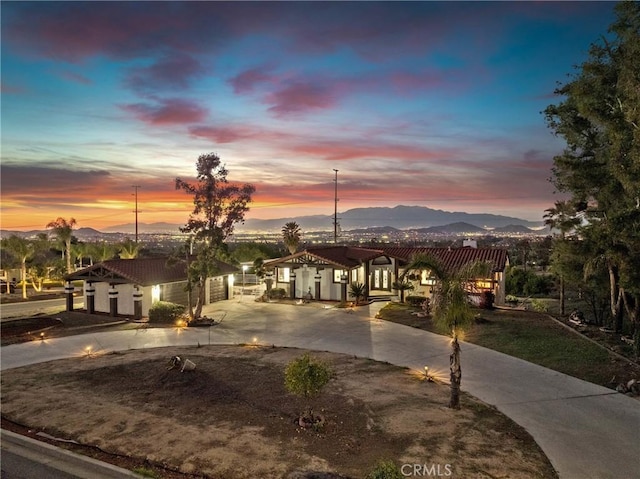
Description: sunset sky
xmin=1 ymin=1 xmax=616 ymax=231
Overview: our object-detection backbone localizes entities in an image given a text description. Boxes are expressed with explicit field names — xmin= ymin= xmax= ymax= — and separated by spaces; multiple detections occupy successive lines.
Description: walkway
xmin=2 ymin=300 xmax=638 ymax=479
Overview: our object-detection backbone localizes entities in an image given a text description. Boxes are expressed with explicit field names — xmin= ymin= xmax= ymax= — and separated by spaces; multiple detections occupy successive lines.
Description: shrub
xmin=530 ymin=298 xmax=548 ymax=313
xmin=479 ymin=291 xmax=495 ymax=309
xmin=148 ymin=301 xmax=185 ymax=323
xmin=367 ymin=459 xmax=403 ymax=479
xmin=406 ymin=295 xmax=427 ymax=307
xmin=268 ymin=287 xmax=287 ymax=300
xmin=284 ymin=353 xmax=333 ymax=399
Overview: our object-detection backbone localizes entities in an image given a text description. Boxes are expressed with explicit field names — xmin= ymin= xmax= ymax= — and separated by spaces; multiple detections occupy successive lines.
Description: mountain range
xmin=102 ymin=205 xmax=543 ymax=233
xmin=1 ymin=206 xmax=545 ymax=237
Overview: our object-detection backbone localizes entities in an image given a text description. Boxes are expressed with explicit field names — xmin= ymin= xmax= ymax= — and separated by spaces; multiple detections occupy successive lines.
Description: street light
xmin=241 ymin=264 xmax=248 ymax=301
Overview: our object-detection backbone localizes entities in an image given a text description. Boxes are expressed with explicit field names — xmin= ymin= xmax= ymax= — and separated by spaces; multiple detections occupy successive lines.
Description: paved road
xmin=1 ymin=429 xmax=139 ymax=479
xmin=0 ymin=297 xmax=84 ymax=321
xmin=2 ymin=300 xmax=639 ymax=479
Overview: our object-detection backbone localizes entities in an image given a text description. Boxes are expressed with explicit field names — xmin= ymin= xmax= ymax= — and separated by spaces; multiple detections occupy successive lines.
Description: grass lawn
xmin=378 ymin=303 xmax=640 ymax=390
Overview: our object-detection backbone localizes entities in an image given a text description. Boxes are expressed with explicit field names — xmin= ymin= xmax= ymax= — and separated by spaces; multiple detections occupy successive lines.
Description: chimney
xmin=463 ymin=238 xmax=477 ymax=249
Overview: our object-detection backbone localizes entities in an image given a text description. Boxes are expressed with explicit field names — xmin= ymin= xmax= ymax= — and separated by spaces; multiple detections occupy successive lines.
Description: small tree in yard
xmin=392 ymin=279 xmax=414 ymax=303
xmin=402 ymin=253 xmax=491 ymax=409
xmin=349 ymin=282 xmax=366 ymax=305
xmin=176 ymin=153 xmax=255 ymax=319
xmin=285 ymin=353 xmax=333 ymax=428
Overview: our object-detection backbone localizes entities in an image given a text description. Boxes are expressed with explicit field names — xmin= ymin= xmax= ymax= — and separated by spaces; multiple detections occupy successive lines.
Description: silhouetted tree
xmin=282 ymin=221 xmax=302 ymax=255
xmin=46 ymin=217 xmax=77 ymax=274
xmin=176 ymin=153 xmax=255 ymax=319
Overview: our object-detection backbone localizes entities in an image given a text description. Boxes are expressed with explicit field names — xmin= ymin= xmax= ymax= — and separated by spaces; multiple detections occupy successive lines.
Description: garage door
xmin=209 ymin=276 xmax=227 ymax=302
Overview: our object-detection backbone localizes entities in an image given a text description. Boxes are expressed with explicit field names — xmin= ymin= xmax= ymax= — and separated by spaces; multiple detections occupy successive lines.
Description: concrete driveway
xmin=1 ymin=300 xmax=638 ymax=479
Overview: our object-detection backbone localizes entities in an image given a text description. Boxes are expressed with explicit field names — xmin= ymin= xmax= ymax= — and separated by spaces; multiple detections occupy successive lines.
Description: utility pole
xmin=132 ymin=185 xmax=141 ymax=243
xmin=333 ymin=169 xmax=339 ymax=244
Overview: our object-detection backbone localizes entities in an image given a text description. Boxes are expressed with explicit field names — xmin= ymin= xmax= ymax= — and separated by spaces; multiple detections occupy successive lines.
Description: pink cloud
xmin=229 ymin=65 xmax=276 ymax=94
xmin=121 ymin=98 xmax=208 ymax=125
xmin=189 ymin=124 xmax=289 ymax=144
xmin=266 ymin=81 xmax=338 ymax=116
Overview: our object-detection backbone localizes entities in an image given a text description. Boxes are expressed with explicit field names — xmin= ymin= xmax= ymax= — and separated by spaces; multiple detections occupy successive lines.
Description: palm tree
xmin=46 ymin=217 xmax=77 ymax=274
xmin=1 ymin=235 xmax=35 ymax=299
xmin=282 ymin=222 xmax=302 ymax=255
xmin=392 ymin=278 xmax=414 ymax=303
xmin=401 ymin=253 xmax=491 ymax=409
xmin=87 ymin=241 xmax=117 ymax=264
xmin=119 ymin=238 xmax=141 ymax=259
xmin=349 ymin=282 xmax=366 ymax=305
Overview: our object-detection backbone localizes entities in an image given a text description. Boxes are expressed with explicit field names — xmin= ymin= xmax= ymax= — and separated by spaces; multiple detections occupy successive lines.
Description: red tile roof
xmin=379 ymin=247 xmax=509 ymax=273
xmin=265 ymin=245 xmax=507 ymax=273
xmin=66 ymin=256 xmax=238 ymax=286
xmin=265 ymin=246 xmax=386 ymax=269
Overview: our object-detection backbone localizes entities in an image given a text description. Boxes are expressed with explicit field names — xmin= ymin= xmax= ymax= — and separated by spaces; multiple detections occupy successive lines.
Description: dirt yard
xmin=1 ymin=345 xmax=556 ymax=479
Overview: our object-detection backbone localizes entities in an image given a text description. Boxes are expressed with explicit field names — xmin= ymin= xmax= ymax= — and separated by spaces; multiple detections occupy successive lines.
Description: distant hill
xmin=491 ymin=224 xmax=535 ymax=234
xmin=416 ymin=222 xmax=488 ymax=234
xmin=238 ymin=205 xmax=541 ymax=232
xmin=346 ymin=226 xmax=402 ymax=234
xmin=1 ymin=205 xmax=543 ymax=236
xmin=102 ymin=222 xmax=182 ymax=234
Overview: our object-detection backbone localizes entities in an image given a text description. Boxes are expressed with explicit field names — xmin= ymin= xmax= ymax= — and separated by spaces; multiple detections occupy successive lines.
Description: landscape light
xmin=40 ymin=332 xmax=45 ymax=341
xmin=85 ymin=346 xmax=92 ymax=357
xmin=424 ymin=366 xmax=429 ymax=377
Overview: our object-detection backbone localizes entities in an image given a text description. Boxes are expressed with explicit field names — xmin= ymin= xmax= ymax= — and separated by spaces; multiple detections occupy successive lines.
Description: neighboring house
xmin=65 ymin=256 xmax=238 ymax=318
xmin=264 ymin=245 xmax=509 ymax=305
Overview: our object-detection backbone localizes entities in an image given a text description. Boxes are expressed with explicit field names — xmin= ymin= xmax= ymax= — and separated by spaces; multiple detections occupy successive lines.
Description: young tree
xmin=87 ymin=241 xmax=118 ymax=264
xmin=176 ymin=153 xmax=255 ymax=319
xmin=119 ymin=238 xmax=141 ymax=259
xmin=544 ymin=200 xmax=580 ymax=316
xmin=1 ymin=235 xmax=35 ymax=299
xmin=401 ymin=253 xmax=491 ymax=409
xmin=544 ymin=2 xmax=640 ymax=354
xmin=391 ymin=278 xmax=414 ymax=303
xmin=282 ymin=221 xmax=302 ymax=255
xmin=46 ymin=217 xmax=77 ymax=274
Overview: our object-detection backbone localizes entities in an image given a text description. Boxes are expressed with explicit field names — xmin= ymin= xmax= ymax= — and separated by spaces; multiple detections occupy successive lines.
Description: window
xmin=333 ymin=269 xmax=346 ymax=283
xmin=420 ymin=270 xmax=436 ymax=286
xmin=351 ymin=269 xmax=359 ymax=283
xmin=277 ymin=267 xmax=290 ymax=283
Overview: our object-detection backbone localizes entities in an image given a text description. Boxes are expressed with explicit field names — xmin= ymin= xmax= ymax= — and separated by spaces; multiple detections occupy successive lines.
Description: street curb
xmin=1 ymin=428 xmax=142 ymax=478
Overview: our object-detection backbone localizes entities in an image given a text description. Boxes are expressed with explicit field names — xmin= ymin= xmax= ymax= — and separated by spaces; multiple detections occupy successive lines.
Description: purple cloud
xmin=121 ymin=98 xmax=208 ymax=126
xmin=229 ymin=64 xmax=277 ymax=94
xmin=126 ymin=53 xmax=205 ymax=92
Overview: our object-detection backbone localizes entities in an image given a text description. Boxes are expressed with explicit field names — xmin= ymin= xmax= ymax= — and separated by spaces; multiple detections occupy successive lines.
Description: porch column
xmin=314 ymin=272 xmax=321 ymax=301
xmin=265 ymin=271 xmax=273 ymax=293
xmin=289 ymin=270 xmax=296 ymax=299
xmin=108 ymin=285 xmax=118 ymax=317
xmin=85 ymin=283 xmax=95 ymax=314
xmin=133 ymin=287 xmax=143 ymax=320
xmin=340 ymin=273 xmax=348 ymax=303
xmin=65 ymin=281 xmax=74 ymax=312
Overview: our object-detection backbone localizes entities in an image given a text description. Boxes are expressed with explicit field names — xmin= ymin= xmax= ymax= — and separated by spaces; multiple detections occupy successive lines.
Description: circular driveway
xmin=2 ymin=300 xmax=638 ymax=479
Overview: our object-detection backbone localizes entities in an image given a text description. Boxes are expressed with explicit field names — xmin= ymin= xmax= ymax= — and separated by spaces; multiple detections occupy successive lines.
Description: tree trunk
xmin=559 ymin=275 xmax=565 ymax=316
xmin=66 ymin=239 xmax=72 ymax=274
xmin=449 ymin=335 xmax=462 ymax=409
xmin=621 ymin=290 xmax=640 ymax=359
xmin=21 ymin=259 xmax=27 ymax=299
xmin=193 ymin=277 xmax=206 ymax=319
xmin=608 ymin=264 xmax=624 ymax=332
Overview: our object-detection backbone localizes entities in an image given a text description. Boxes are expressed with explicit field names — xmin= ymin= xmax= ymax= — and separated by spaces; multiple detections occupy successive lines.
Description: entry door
xmin=382 ymin=270 xmax=389 ymax=289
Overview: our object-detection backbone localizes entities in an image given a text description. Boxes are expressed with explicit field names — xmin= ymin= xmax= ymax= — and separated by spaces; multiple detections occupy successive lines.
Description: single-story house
xmin=64 ymin=256 xmax=238 ymax=318
xmin=264 ymin=245 xmax=509 ymax=305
